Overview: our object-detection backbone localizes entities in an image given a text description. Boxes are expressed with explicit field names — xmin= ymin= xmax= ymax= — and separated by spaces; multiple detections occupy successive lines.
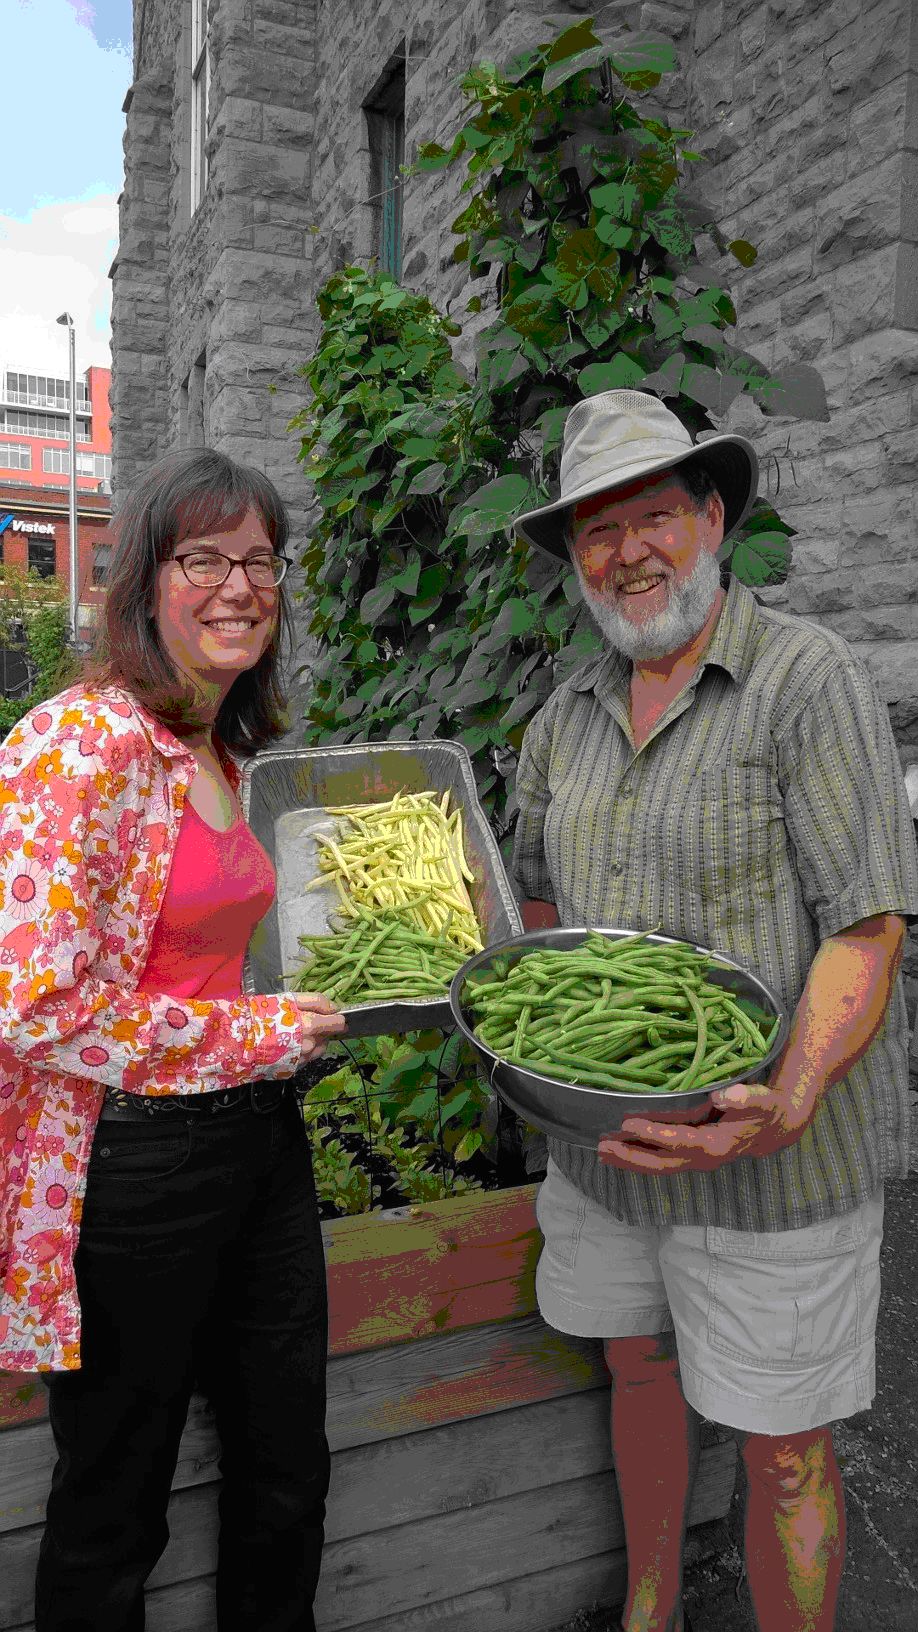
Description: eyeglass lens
xmin=179 ymin=552 xmax=286 ymax=586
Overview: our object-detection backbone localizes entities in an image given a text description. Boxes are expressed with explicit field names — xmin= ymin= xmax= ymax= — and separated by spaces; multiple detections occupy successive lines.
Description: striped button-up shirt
xmin=512 ymin=577 xmax=918 ymax=1230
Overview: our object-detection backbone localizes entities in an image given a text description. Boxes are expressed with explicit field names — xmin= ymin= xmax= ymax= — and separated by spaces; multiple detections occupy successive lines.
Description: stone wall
xmin=113 ymin=0 xmax=918 ymax=817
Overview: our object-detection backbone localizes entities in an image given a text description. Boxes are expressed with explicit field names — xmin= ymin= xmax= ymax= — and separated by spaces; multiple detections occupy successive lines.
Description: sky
xmin=0 ymin=1 xmax=133 ymax=380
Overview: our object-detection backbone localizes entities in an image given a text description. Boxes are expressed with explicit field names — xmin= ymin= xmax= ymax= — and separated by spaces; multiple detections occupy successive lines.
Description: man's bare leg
xmin=605 ymin=1333 xmax=701 ymax=1632
xmin=739 ymin=1427 xmax=845 ymax=1632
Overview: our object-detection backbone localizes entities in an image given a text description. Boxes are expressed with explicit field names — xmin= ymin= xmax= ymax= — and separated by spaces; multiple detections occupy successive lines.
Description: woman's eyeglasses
xmin=171 ymin=550 xmax=290 ymax=589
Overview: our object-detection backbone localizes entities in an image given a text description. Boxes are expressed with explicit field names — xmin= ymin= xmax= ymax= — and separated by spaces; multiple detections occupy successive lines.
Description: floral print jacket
xmin=0 ymin=684 xmax=303 ymax=1371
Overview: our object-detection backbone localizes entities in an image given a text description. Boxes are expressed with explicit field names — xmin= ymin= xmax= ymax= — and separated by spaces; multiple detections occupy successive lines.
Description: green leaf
xmin=756 ymin=363 xmax=830 ymax=422
xmin=452 ymin=473 xmax=533 ymax=534
xmin=645 ymin=205 xmax=694 ymax=258
xmin=542 ymin=45 xmax=608 ymax=94
xmin=496 ymin=597 xmax=538 ymax=638
xmin=359 ymin=580 xmax=398 ymax=622
xmin=454 ymin=1129 xmax=484 ymax=1164
xmin=407 ymin=462 xmax=448 ymax=495
xmin=589 ymin=181 xmax=641 ymax=221
xmin=578 ymin=355 xmax=645 ymax=394
xmin=729 ymin=238 xmax=758 ymax=267
xmin=391 ymin=560 xmax=421 ymax=595
xmin=680 ymin=362 xmax=746 ymax=415
xmin=727 ymin=529 xmax=792 ymax=587
xmin=608 ymin=34 xmax=678 ymax=80
xmin=551 ymin=229 xmax=621 ymax=309
xmin=545 ymin=19 xmax=602 ymax=63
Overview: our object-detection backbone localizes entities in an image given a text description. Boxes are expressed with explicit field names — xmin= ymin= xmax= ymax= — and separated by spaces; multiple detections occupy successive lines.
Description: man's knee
xmin=604 ymin=1330 xmax=680 ymax=1387
xmin=739 ymin=1427 xmax=836 ymax=1503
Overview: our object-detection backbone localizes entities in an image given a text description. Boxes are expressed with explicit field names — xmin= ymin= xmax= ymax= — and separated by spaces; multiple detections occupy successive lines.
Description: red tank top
xmin=137 ymin=798 xmax=276 ymax=1000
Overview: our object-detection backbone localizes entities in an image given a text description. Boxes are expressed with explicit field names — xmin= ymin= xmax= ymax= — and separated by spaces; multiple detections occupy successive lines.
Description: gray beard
xmin=573 ymin=548 xmax=722 ymax=660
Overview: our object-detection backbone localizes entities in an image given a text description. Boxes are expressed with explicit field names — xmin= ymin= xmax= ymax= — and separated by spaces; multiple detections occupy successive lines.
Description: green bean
xmin=467 ymin=936 xmax=778 ymax=1095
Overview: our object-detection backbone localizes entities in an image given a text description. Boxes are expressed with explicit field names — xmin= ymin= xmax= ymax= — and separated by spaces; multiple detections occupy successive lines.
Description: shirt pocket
xmin=676 ymin=763 xmax=782 ymax=901
xmin=704 ymin=1212 xmax=871 ymax=1371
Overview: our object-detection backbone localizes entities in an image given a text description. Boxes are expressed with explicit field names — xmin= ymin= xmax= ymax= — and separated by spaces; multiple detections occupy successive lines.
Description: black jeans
xmin=35 ymin=1089 xmax=330 ymax=1632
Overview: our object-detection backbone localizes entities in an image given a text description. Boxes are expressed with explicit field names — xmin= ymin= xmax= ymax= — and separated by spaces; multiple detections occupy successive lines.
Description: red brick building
xmin=0 ymin=363 xmax=112 ymax=651
xmin=0 ymin=364 xmax=111 ymax=493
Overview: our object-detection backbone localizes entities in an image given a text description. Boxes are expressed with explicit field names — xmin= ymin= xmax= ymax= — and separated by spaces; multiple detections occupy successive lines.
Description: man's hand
xmin=598 ymin=1080 xmax=816 ymax=1173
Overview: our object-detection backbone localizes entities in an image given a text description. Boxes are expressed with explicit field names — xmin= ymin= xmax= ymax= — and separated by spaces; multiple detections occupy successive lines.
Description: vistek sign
xmin=0 ymin=515 xmax=55 ymax=538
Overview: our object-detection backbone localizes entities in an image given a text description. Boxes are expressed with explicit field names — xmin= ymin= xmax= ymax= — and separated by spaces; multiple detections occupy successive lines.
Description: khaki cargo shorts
xmin=535 ymin=1156 xmax=884 ymax=1435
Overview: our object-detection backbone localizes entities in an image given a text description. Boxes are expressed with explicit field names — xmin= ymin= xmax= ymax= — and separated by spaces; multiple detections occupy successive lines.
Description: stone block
xmin=845 ymin=327 xmax=918 ymax=394
xmin=854 ymin=640 xmax=918 ymax=701
xmin=220 ymin=46 xmax=315 ymax=110
xmin=222 ymin=139 xmax=310 ymax=201
xmin=788 ymin=565 xmax=857 ymax=612
xmin=692 ymin=1 xmax=725 ymax=55
xmin=262 ymin=103 xmax=315 ymax=148
xmin=208 ymin=301 xmax=265 ymax=344
xmin=880 ymin=426 xmax=918 ymax=484
xmin=787 ymin=531 xmax=843 ymax=574
xmin=847 ymin=74 xmax=914 ymax=177
xmin=252 ymin=17 xmax=315 ymax=59
xmin=214 ymin=96 xmax=264 ymax=143
xmin=815 ymin=155 xmax=907 ymax=269
xmin=840 ymin=489 xmax=917 ymax=566
xmin=828 ymin=245 xmax=900 ymax=345
xmin=825 ymin=7 xmax=909 ymax=104
xmin=894 ymin=242 xmax=918 ymax=329
xmin=821 ymin=603 xmax=918 ymax=641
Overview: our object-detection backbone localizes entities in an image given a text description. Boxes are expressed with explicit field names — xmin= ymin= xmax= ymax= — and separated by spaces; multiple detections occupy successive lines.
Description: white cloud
xmin=0 ymin=195 xmax=119 ymax=377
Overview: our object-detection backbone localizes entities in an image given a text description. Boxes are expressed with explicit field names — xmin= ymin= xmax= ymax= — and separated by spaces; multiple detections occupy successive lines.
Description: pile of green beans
xmin=463 ymin=930 xmax=780 ymax=1094
xmin=294 ymin=903 xmax=466 ymax=1005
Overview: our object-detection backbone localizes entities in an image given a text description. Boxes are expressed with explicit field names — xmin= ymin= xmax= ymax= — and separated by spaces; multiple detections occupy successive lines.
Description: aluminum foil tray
xmin=239 ymin=741 xmax=523 ymax=1038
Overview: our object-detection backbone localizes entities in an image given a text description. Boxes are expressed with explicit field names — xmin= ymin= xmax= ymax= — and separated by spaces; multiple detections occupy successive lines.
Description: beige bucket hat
xmin=513 ymin=389 xmax=759 ymax=563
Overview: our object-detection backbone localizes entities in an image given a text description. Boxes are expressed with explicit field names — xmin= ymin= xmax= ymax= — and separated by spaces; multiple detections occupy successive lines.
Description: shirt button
xmin=620 ymin=782 xmax=635 ymax=798
xmin=98 ymin=1146 xmax=111 ymax=1159
xmin=610 ymin=862 xmax=623 ymax=876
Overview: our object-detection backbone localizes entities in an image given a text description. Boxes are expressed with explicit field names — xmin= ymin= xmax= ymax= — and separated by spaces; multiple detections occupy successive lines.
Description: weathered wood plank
xmin=0 ymin=1377 xmax=45 ymax=1435
xmin=325 ymin=1313 xmax=608 ymax=1446
xmin=0 ymin=1184 xmax=543 ymax=1438
xmin=317 ymin=1455 xmax=735 ymax=1631
xmin=1 ymin=1318 xmax=608 ymax=1536
xmin=7 ymin=1547 xmax=629 ymax=1632
xmin=323 ymin=1186 xmax=541 ymax=1354
xmin=0 ymin=1395 xmax=221 ymax=1536
xmin=0 ymin=1442 xmax=737 ymax=1629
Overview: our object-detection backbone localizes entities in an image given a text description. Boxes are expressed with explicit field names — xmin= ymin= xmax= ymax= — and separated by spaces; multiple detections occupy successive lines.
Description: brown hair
xmin=83 ymin=448 xmax=294 ymax=756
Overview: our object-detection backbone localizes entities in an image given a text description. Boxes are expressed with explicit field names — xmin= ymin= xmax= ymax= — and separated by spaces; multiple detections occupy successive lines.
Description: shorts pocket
xmin=705 ymin=1216 xmax=868 ymax=1371
xmin=536 ymin=1159 xmax=589 ymax=1271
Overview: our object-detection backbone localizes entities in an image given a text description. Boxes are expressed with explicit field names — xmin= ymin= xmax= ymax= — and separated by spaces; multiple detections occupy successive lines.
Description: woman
xmin=0 ymin=448 xmax=346 ymax=1632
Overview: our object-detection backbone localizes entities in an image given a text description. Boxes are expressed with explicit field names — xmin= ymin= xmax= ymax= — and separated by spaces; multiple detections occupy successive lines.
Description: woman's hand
xmin=290 ymin=991 xmax=347 ymax=1062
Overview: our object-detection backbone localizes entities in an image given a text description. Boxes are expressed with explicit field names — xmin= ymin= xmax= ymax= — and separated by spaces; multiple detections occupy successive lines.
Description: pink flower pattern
xmin=0 ymin=685 xmax=303 ymax=1371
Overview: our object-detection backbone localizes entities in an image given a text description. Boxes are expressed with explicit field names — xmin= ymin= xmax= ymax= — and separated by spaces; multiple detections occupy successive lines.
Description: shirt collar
xmin=568 ymin=574 xmax=761 ymax=697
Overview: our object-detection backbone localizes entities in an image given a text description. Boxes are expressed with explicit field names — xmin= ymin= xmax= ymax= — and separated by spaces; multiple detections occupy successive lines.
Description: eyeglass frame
xmin=168 ymin=549 xmax=291 ymax=589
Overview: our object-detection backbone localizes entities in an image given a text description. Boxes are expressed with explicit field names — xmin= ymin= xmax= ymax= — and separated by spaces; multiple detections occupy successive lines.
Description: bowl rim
xmin=447 ymin=925 xmax=790 ymax=1105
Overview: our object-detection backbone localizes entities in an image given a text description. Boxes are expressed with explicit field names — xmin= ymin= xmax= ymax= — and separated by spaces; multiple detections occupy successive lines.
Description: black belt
xmin=99 ymin=1081 xmax=292 ymax=1121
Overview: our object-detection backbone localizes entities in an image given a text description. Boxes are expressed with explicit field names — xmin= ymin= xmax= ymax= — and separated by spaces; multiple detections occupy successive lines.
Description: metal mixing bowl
xmin=448 ymin=927 xmax=789 ymax=1149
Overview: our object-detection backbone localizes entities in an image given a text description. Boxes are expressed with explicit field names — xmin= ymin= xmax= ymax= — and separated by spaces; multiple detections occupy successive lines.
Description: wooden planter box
xmin=0 ymin=1186 xmax=736 ymax=1631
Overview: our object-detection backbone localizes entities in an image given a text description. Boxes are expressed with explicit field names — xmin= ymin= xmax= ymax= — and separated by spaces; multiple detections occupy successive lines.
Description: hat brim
xmin=513 ymin=436 xmax=759 ymax=564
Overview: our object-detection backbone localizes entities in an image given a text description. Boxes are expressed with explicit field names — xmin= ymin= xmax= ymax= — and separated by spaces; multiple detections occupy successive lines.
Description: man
xmin=510 ymin=390 xmax=918 ymax=1632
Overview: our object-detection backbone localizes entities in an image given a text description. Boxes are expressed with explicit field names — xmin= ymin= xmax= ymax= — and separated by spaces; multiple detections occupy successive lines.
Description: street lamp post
xmin=55 ymin=312 xmax=78 ymax=647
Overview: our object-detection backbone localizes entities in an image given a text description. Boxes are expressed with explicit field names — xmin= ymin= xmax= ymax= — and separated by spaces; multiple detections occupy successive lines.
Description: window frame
xmin=190 ymin=0 xmax=210 ymax=215
xmin=365 ymin=55 xmax=406 ymax=280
